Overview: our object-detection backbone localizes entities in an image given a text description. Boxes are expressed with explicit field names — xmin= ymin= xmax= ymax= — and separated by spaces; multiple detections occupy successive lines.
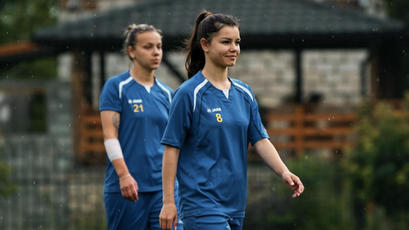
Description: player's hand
xmin=159 ymin=203 xmax=178 ymax=230
xmin=281 ymin=171 xmax=304 ymax=198
xmin=119 ymin=174 xmax=139 ymax=201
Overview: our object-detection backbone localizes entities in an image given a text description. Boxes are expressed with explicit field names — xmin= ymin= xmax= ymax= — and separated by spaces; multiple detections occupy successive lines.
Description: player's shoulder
xmin=155 ymin=77 xmax=174 ymax=94
xmin=230 ymin=77 xmax=250 ymax=90
xmin=105 ymin=71 xmax=132 ymax=87
xmin=230 ymin=77 xmax=255 ymax=102
xmin=176 ymin=72 xmax=209 ymax=95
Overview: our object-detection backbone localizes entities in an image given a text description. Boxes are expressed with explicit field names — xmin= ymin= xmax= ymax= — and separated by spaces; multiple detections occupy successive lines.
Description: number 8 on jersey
xmin=216 ymin=113 xmax=223 ymax=123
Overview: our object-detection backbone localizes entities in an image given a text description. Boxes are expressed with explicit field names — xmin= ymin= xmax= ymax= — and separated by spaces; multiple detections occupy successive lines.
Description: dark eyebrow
xmin=220 ymin=37 xmax=241 ymax=41
xmin=142 ymin=41 xmax=161 ymax=46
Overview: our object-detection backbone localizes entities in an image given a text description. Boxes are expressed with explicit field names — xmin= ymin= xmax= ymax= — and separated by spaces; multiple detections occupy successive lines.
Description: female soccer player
xmin=159 ymin=11 xmax=304 ymax=230
xmin=100 ymin=24 xmax=180 ymax=230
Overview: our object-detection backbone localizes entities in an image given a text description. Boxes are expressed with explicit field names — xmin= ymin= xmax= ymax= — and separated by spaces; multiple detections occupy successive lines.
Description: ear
xmin=127 ymin=45 xmax=135 ymax=59
xmin=200 ymin=38 xmax=209 ymax=53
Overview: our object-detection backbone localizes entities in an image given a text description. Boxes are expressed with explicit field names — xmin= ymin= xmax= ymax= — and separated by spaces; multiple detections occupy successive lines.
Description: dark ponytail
xmin=185 ymin=10 xmax=239 ymax=78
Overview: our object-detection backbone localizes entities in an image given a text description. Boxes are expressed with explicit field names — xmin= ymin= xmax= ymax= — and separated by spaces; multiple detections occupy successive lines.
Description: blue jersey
xmin=161 ymin=71 xmax=269 ymax=218
xmin=100 ymin=71 xmax=173 ymax=193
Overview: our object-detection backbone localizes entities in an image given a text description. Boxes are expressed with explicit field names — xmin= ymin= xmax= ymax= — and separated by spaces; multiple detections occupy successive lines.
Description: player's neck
xmin=130 ymin=65 xmax=154 ymax=85
xmin=202 ymin=65 xmax=230 ymax=90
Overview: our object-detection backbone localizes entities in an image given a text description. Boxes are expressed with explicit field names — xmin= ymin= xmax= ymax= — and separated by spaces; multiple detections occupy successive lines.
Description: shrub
xmin=245 ymin=155 xmax=355 ymax=230
xmin=345 ymin=93 xmax=409 ymax=229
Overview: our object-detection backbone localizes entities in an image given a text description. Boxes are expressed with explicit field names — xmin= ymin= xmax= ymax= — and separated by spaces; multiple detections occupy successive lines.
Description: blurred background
xmin=1 ymin=0 xmax=409 ymax=229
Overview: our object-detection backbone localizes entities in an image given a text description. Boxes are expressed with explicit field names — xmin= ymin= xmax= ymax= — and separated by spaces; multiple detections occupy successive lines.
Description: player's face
xmin=204 ymin=26 xmax=241 ymax=68
xmin=129 ymin=31 xmax=162 ymax=71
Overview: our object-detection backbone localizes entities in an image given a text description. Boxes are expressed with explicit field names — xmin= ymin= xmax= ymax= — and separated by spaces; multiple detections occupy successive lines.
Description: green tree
xmin=0 ymin=0 xmax=58 ymax=79
xmin=383 ymin=0 xmax=409 ymax=23
xmin=0 ymin=0 xmax=58 ymax=43
xmin=345 ymin=94 xmax=409 ymax=229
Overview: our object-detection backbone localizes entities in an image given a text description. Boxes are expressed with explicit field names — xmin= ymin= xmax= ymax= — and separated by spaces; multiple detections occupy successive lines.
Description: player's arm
xmin=100 ymin=110 xmax=138 ymax=201
xmin=254 ymin=138 xmax=304 ymax=198
xmin=159 ymin=145 xmax=180 ymax=230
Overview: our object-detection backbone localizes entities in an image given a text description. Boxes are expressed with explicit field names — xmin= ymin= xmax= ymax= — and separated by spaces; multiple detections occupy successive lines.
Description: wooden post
xmin=99 ymin=50 xmax=106 ymax=90
xmin=294 ymin=105 xmax=304 ymax=156
xmin=368 ymin=44 xmax=380 ymax=103
xmin=71 ymin=50 xmax=85 ymax=162
xmin=295 ymin=49 xmax=303 ymax=103
xmin=71 ymin=50 xmax=93 ymax=163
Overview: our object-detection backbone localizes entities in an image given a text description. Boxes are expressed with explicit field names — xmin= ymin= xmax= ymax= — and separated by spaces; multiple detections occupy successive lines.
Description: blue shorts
xmin=183 ymin=215 xmax=243 ymax=230
xmin=104 ymin=191 xmax=183 ymax=230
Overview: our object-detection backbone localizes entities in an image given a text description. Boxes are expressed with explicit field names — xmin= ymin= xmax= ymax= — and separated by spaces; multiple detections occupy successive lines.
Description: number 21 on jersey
xmin=133 ymin=104 xmax=144 ymax=113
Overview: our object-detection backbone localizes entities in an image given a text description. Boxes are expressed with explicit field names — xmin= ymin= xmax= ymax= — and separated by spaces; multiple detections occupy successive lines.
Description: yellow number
xmin=216 ymin=113 xmax=223 ymax=123
xmin=133 ymin=104 xmax=144 ymax=113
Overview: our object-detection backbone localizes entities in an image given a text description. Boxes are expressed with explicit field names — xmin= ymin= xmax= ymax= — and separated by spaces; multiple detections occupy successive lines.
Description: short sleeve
xmin=248 ymin=93 xmax=269 ymax=146
xmin=99 ymin=79 xmax=122 ymax=112
xmin=161 ymin=90 xmax=192 ymax=148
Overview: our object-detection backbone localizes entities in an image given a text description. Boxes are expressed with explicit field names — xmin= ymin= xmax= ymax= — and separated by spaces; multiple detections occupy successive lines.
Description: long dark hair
xmin=185 ymin=10 xmax=239 ymax=78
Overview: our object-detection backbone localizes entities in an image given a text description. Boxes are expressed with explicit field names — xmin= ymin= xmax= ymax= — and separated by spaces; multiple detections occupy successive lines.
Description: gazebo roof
xmin=32 ymin=0 xmax=404 ymax=51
